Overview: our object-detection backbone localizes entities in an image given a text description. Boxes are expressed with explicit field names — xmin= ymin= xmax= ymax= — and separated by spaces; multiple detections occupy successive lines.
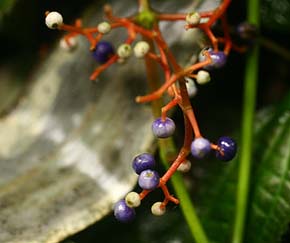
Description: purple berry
xmin=92 ymin=41 xmax=115 ymax=64
xmin=138 ymin=169 xmax=160 ymax=190
xmin=199 ymin=48 xmax=227 ymax=70
xmin=216 ymin=136 xmax=237 ymax=162
xmin=236 ymin=22 xmax=258 ymax=40
xmin=132 ymin=153 xmax=155 ymax=174
xmin=191 ymin=137 xmax=211 ymax=159
xmin=152 ymin=117 xmax=175 ymax=138
xmin=114 ymin=199 xmax=135 ymax=223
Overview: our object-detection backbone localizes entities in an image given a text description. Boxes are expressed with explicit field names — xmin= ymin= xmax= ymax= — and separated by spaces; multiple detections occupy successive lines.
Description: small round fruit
xmin=196 ymin=70 xmax=211 ymax=85
xmin=59 ymin=37 xmax=78 ymax=51
xmin=151 ymin=202 xmax=166 ymax=216
xmin=177 ymin=160 xmax=191 ymax=172
xmin=236 ymin=22 xmax=258 ymax=40
xmin=132 ymin=153 xmax=155 ymax=174
xmin=191 ymin=137 xmax=211 ymax=159
xmin=114 ymin=199 xmax=135 ymax=223
xmin=185 ymin=77 xmax=198 ymax=98
xmin=97 ymin=21 xmax=111 ymax=34
xmin=185 ymin=12 xmax=201 ymax=25
xmin=92 ymin=41 xmax=115 ymax=64
xmin=138 ymin=169 xmax=160 ymax=190
xmin=152 ymin=117 xmax=176 ymax=138
xmin=117 ymin=43 xmax=132 ymax=58
xmin=199 ymin=48 xmax=227 ymax=69
xmin=45 ymin=11 xmax=63 ymax=29
xmin=125 ymin=192 xmax=141 ymax=208
xmin=216 ymin=136 xmax=237 ymax=161
xmin=133 ymin=41 xmax=150 ymax=58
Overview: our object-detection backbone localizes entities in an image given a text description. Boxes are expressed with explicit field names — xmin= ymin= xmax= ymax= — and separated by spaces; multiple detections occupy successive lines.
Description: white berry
xmin=133 ymin=41 xmax=150 ymax=58
xmin=186 ymin=12 xmax=201 ymax=25
xmin=59 ymin=37 xmax=78 ymax=51
xmin=185 ymin=77 xmax=198 ymax=98
xmin=125 ymin=192 xmax=141 ymax=208
xmin=117 ymin=44 xmax=132 ymax=58
xmin=97 ymin=22 xmax=111 ymax=34
xmin=196 ymin=70 xmax=211 ymax=85
xmin=151 ymin=202 xmax=166 ymax=216
xmin=45 ymin=11 xmax=63 ymax=29
xmin=177 ymin=160 xmax=192 ymax=172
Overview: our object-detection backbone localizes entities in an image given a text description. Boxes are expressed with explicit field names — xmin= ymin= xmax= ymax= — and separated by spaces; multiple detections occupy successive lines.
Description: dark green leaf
xmin=245 ymin=110 xmax=290 ymax=242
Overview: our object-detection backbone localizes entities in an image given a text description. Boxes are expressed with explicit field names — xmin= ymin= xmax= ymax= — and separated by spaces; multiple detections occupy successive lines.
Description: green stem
xmin=232 ymin=0 xmax=260 ymax=242
xmin=159 ymin=138 xmax=209 ymax=243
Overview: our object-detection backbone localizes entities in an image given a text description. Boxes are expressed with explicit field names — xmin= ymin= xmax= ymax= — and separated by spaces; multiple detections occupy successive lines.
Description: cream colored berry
xmin=196 ymin=70 xmax=211 ymax=85
xmin=177 ymin=160 xmax=192 ymax=172
xmin=185 ymin=77 xmax=198 ymax=98
xmin=133 ymin=41 xmax=150 ymax=58
xmin=59 ymin=37 xmax=78 ymax=51
xmin=125 ymin=192 xmax=141 ymax=208
xmin=117 ymin=44 xmax=132 ymax=58
xmin=186 ymin=12 xmax=201 ymax=25
xmin=151 ymin=202 xmax=166 ymax=216
xmin=45 ymin=11 xmax=63 ymax=29
xmin=97 ymin=22 xmax=111 ymax=34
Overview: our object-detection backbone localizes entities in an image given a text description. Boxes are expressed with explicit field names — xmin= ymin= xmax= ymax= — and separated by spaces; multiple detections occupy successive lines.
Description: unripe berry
xmin=133 ymin=41 xmax=150 ymax=58
xmin=117 ymin=43 xmax=132 ymax=58
xmin=97 ymin=21 xmax=111 ymax=34
xmin=196 ymin=70 xmax=211 ymax=85
xmin=186 ymin=12 xmax=201 ymax=25
xmin=185 ymin=77 xmax=198 ymax=98
xmin=177 ymin=160 xmax=192 ymax=172
xmin=151 ymin=202 xmax=166 ymax=216
xmin=45 ymin=11 xmax=63 ymax=29
xmin=60 ymin=37 xmax=78 ymax=51
xmin=125 ymin=192 xmax=141 ymax=208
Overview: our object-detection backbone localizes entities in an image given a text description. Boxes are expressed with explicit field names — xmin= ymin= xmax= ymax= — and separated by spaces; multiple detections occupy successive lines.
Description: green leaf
xmin=261 ymin=0 xmax=290 ymax=33
xmin=193 ymin=94 xmax=290 ymax=243
xmin=245 ymin=110 xmax=290 ymax=242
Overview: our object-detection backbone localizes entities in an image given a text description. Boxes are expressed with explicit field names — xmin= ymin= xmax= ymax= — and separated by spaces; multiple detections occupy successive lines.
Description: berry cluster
xmin=45 ymin=0 xmax=240 ymax=222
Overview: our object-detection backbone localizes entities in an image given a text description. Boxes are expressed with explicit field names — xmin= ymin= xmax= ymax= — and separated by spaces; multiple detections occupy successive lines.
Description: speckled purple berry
xmin=92 ymin=41 xmax=115 ymax=63
xmin=132 ymin=153 xmax=155 ymax=175
xmin=216 ymin=136 xmax=237 ymax=162
xmin=138 ymin=169 xmax=160 ymax=190
xmin=152 ymin=117 xmax=176 ymax=138
xmin=191 ymin=137 xmax=211 ymax=159
xmin=114 ymin=199 xmax=135 ymax=223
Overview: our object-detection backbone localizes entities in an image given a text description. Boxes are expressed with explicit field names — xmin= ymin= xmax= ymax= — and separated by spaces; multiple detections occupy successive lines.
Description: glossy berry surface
xmin=92 ymin=41 xmax=115 ymax=64
xmin=191 ymin=137 xmax=211 ymax=159
xmin=152 ymin=117 xmax=176 ymax=138
xmin=138 ymin=169 xmax=160 ymax=190
xmin=132 ymin=153 xmax=155 ymax=174
xmin=199 ymin=48 xmax=227 ymax=70
xmin=216 ymin=136 xmax=237 ymax=161
xmin=114 ymin=199 xmax=135 ymax=223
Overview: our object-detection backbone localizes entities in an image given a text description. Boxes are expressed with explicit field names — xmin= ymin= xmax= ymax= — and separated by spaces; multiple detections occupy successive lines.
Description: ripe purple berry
xmin=191 ymin=137 xmax=211 ymax=159
xmin=216 ymin=136 xmax=237 ymax=161
xmin=138 ymin=169 xmax=160 ymax=190
xmin=199 ymin=48 xmax=227 ymax=69
xmin=92 ymin=41 xmax=115 ymax=64
xmin=152 ymin=117 xmax=176 ymax=138
xmin=114 ymin=199 xmax=135 ymax=223
xmin=132 ymin=153 xmax=155 ymax=174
